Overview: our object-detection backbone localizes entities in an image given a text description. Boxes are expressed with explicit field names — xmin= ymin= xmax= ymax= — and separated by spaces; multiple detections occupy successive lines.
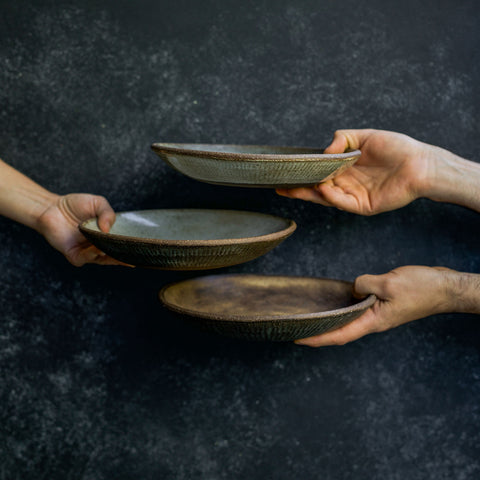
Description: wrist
xmin=418 ymin=146 xmax=480 ymax=211
xmin=33 ymin=191 xmax=61 ymax=234
xmin=436 ymin=268 xmax=480 ymax=314
xmin=413 ymin=144 xmax=449 ymax=200
xmin=0 ymin=159 xmax=60 ymax=231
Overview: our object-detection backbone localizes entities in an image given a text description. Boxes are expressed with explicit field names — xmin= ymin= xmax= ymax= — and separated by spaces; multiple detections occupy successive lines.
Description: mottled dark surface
xmin=1 ymin=0 xmax=479 ymax=479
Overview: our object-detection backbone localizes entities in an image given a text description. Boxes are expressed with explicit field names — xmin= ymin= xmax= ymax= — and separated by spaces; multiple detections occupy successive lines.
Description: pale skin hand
xmin=0 ymin=158 xmax=128 ymax=267
xmin=277 ymin=129 xmax=480 ymax=215
xmin=295 ymin=266 xmax=480 ymax=347
xmin=36 ymin=194 xmax=127 ymax=267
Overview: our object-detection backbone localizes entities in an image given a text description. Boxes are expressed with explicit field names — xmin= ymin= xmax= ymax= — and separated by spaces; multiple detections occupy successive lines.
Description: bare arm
xmin=0 ymin=158 xmax=126 ymax=266
xmin=0 ymin=158 xmax=59 ymax=229
xmin=422 ymin=146 xmax=480 ymax=212
xmin=276 ymin=130 xmax=480 ymax=346
xmin=277 ymin=129 xmax=480 ymax=215
xmin=295 ymin=267 xmax=480 ymax=347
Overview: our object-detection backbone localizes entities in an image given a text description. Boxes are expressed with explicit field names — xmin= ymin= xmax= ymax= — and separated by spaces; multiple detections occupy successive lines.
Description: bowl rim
xmin=79 ymin=209 xmax=297 ymax=246
xmin=159 ymin=273 xmax=377 ymax=322
xmin=151 ymin=143 xmax=361 ymax=163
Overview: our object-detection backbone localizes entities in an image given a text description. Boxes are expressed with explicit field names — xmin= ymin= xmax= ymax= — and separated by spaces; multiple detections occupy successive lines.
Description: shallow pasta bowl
xmin=159 ymin=274 xmax=376 ymax=341
xmin=151 ymin=143 xmax=361 ymax=188
xmin=79 ymin=209 xmax=296 ymax=270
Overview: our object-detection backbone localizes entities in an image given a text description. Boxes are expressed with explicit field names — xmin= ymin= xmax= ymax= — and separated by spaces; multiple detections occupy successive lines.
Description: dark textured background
xmin=1 ymin=0 xmax=479 ymax=478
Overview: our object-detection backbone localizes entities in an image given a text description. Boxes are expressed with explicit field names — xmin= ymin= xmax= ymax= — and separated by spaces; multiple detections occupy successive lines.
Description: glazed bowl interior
xmin=161 ymin=274 xmax=372 ymax=320
xmin=81 ymin=209 xmax=293 ymax=241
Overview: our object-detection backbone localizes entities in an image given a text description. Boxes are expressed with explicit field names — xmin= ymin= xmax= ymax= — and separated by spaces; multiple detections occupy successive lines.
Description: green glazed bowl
xmin=151 ymin=143 xmax=361 ymax=188
xmin=79 ymin=209 xmax=296 ymax=270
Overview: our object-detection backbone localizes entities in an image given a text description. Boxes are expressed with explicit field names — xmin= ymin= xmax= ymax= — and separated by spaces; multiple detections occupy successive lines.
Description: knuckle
xmin=93 ymin=194 xmax=107 ymax=205
xmin=354 ymin=274 xmax=370 ymax=290
xmin=380 ymin=276 xmax=398 ymax=297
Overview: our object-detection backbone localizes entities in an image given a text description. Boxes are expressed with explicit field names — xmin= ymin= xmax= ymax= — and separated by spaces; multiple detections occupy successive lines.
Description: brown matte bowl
xmin=151 ymin=143 xmax=361 ymax=188
xmin=79 ymin=209 xmax=296 ymax=270
xmin=159 ymin=274 xmax=376 ymax=341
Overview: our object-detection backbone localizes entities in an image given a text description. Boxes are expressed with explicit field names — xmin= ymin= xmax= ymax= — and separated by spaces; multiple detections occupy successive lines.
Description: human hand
xmin=277 ymin=129 xmax=435 ymax=215
xmin=36 ymin=193 xmax=129 ymax=267
xmin=295 ymin=266 xmax=461 ymax=347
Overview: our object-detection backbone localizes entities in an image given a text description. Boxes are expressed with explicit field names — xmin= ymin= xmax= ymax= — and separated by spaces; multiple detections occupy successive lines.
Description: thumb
xmin=354 ymin=274 xmax=384 ymax=298
xmin=324 ymin=131 xmax=349 ymax=154
xmin=324 ymin=129 xmax=376 ymax=154
xmin=92 ymin=196 xmax=116 ymax=233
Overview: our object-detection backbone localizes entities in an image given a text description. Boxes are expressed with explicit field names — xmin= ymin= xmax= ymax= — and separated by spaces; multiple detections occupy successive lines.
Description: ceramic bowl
xmin=79 ymin=209 xmax=296 ymax=270
xmin=159 ymin=274 xmax=376 ymax=341
xmin=151 ymin=143 xmax=361 ymax=188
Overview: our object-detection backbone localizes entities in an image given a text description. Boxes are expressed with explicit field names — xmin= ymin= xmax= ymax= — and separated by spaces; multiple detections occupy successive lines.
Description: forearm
xmin=442 ymin=269 xmax=480 ymax=315
xmin=421 ymin=147 xmax=480 ymax=212
xmin=0 ymin=159 xmax=59 ymax=231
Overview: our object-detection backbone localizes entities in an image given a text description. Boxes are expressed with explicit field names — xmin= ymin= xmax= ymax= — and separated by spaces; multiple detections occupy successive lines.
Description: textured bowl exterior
xmin=179 ymin=307 xmax=368 ymax=341
xmin=159 ymin=274 xmax=376 ymax=341
xmin=151 ymin=144 xmax=361 ymax=188
xmin=79 ymin=210 xmax=296 ymax=270
xmin=79 ymin=231 xmax=289 ymax=270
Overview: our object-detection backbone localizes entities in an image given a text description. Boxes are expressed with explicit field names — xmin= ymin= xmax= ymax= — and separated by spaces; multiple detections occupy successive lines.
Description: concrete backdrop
xmin=1 ymin=0 xmax=479 ymax=478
